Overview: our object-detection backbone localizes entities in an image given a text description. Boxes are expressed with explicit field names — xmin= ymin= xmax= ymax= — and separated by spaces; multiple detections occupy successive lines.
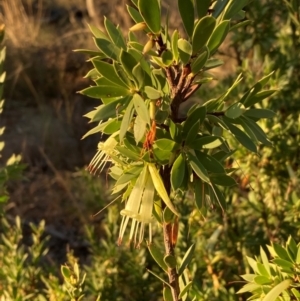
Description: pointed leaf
xmin=191 ymin=47 xmax=210 ymax=74
xmin=148 ymin=164 xmax=179 ymax=216
xmin=186 ymin=121 xmax=200 ymax=145
xmin=134 ymin=115 xmax=147 ymax=143
xmin=223 ymin=118 xmax=257 ymax=153
xmin=241 ymin=116 xmax=272 ymax=146
xmin=262 ymin=280 xmax=290 ymax=301
xmin=127 ymin=4 xmax=144 ymax=23
xmin=210 ymin=174 xmax=236 ymax=187
xmin=195 ymin=0 xmax=211 ymax=18
xmin=178 ymin=244 xmax=195 ymax=275
xmin=171 ymin=154 xmax=186 ymax=190
xmin=104 ymin=17 xmax=126 ymax=49
xmin=120 ymin=98 xmax=134 ymax=140
xmin=133 ymin=93 xmax=150 ymax=125
xmin=94 ymin=38 xmax=120 ymax=61
xmin=194 ymin=178 xmax=206 ymax=212
xmin=138 ymin=0 xmax=161 ymax=34
xmin=195 ymin=151 xmax=225 ymax=173
xmin=144 ymin=86 xmax=162 ymax=99
xmin=225 ymin=102 xmax=246 ymax=119
xmin=80 ymin=85 xmax=130 ymax=98
xmin=92 ymin=60 xmax=129 ymax=88
xmin=178 ymin=39 xmax=192 ymax=65
xmin=178 ymin=0 xmax=195 ymax=37
xmin=171 ymin=30 xmax=179 ymax=63
xmin=207 ymin=20 xmax=230 ymax=54
xmin=179 ymin=281 xmax=193 ymax=299
xmin=92 ymin=97 xmax=129 ymax=122
xmin=243 ymin=90 xmax=277 ymax=108
xmin=244 ymin=109 xmax=276 ymax=119
xmin=120 ymin=49 xmax=138 ymax=78
xmin=148 ymin=244 xmax=168 ymax=271
xmin=155 ymin=139 xmax=177 ymax=151
xmin=192 ymin=16 xmax=216 ymax=54
xmin=187 ymin=152 xmax=210 ymax=183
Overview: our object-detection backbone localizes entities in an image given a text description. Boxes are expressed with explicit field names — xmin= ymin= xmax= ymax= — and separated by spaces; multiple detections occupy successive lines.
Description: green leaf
xmin=195 ymin=151 xmax=225 ymax=173
xmin=92 ymin=60 xmax=129 ymax=88
xmin=113 ymin=61 xmax=133 ymax=88
xmin=144 ymin=86 xmax=162 ymax=99
xmin=244 ymin=109 xmax=276 ymax=119
xmin=210 ymin=174 xmax=236 ymax=187
xmin=243 ymin=90 xmax=277 ymax=108
xmin=178 ymin=39 xmax=192 ymax=65
xmin=183 ymin=105 xmax=207 ymax=134
xmin=161 ymin=50 xmax=174 ymax=66
xmin=191 ymin=47 xmax=210 ymax=74
xmin=240 ymin=116 xmax=272 ymax=146
xmin=133 ymin=93 xmax=150 ymax=125
xmin=163 ymin=286 xmax=173 ymax=301
xmin=104 ymin=17 xmax=126 ymax=50
xmin=138 ymin=0 xmax=161 ymax=34
xmin=179 ymin=281 xmax=193 ymax=299
xmin=120 ymin=49 xmax=138 ymax=79
xmin=120 ymin=98 xmax=134 ymax=140
xmin=148 ymin=164 xmax=179 ymax=216
xmin=225 ymin=102 xmax=246 ymax=119
xmin=187 ymin=152 xmax=210 ymax=183
xmin=80 ymin=85 xmax=130 ymax=99
xmin=194 ymin=178 xmax=206 ymax=213
xmin=223 ymin=0 xmax=249 ymax=20
xmin=88 ymin=24 xmax=110 ymax=39
xmin=223 ymin=118 xmax=257 ymax=153
xmin=212 ymin=0 xmax=230 ymax=18
xmin=262 ymin=280 xmax=290 ymax=301
xmin=171 ymin=154 xmax=186 ymax=190
xmin=61 ymin=266 xmax=71 ymax=279
xmin=178 ymin=0 xmax=195 ymax=37
xmin=164 ymin=255 xmax=177 ymax=268
xmin=204 ymin=58 xmax=224 ymax=70
xmin=134 ymin=115 xmax=147 ymax=143
xmin=132 ymin=63 xmax=145 ymax=90
xmin=186 ymin=121 xmax=200 ymax=145
xmin=170 ymin=120 xmax=183 ymax=143
xmin=195 ymin=0 xmax=211 ymax=18
xmin=273 ymin=243 xmax=292 ymax=261
xmin=94 ymin=38 xmax=120 ymax=61
xmin=253 ymin=275 xmax=272 ymax=285
xmin=189 ymin=136 xmax=223 ymax=150
xmin=103 ymin=119 xmax=122 ymax=134
xmin=207 ymin=20 xmax=230 ymax=54
xmin=273 ymin=258 xmax=294 ymax=269
xmin=116 ymin=166 xmax=143 ymax=185
xmin=92 ymin=97 xmax=129 ymax=122
xmin=155 ymin=139 xmax=177 ymax=152
xmin=148 ymin=244 xmax=168 ymax=271
xmin=192 ymin=16 xmax=216 ymax=54
xmin=147 ymin=269 xmax=171 ymax=288
xmin=260 ymin=247 xmax=271 ymax=276
xmin=210 ymin=183 xmax=226 ymax=210
xmin=127 ymin=4 xmax=144 ymax=23
xmin=178 ymin=244 xmax=195 ymax=275
xmin=171 ymin=30 xmax=179 ymax=63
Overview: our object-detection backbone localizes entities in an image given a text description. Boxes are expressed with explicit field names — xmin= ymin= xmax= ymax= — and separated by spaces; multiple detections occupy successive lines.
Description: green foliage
xmin=238 ymin=237 xmax=300 ymax=301
xmin=77 ymin=0 xmax=278 ymax=300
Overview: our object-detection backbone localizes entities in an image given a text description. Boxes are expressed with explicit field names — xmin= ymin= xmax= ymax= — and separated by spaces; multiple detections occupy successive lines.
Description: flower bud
xmin=129 ymin=22 xmax=147 ymax=32
xmin=143 ymin=39 xmax=155 ymax=55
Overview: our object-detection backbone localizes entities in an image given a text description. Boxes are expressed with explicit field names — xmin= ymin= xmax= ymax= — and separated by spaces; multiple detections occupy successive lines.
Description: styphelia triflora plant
xmin=78 ymin=0 xmax=277 ymax=299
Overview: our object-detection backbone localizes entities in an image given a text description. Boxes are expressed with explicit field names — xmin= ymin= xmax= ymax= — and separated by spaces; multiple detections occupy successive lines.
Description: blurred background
xmin=0 ymin=0 xmax=299 ymax=300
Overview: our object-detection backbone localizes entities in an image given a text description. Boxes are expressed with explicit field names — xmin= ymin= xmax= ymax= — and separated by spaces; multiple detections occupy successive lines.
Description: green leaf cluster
xmin=238 ymin=237 xmax=300 ymax=301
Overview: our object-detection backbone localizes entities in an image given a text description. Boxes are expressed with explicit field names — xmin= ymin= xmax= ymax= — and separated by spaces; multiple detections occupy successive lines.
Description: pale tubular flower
xmin=87 ymin=132 xmax=118 ymax=175
xmin=118 ymin=164 xmax=155 ymax=247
